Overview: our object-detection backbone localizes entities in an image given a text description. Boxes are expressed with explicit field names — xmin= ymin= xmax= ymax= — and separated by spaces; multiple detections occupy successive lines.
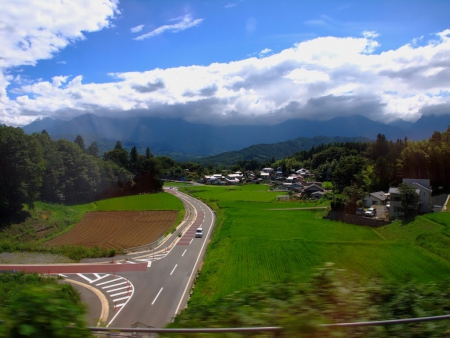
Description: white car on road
xmin=195 ymin=228 xmax=203 ymax=238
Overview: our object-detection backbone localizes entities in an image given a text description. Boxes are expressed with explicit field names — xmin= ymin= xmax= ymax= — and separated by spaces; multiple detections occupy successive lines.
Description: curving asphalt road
xmin=0 ymin=188 xmax=214 ymax=329
xmin=105 ymin=188 xmax=216 ymax=327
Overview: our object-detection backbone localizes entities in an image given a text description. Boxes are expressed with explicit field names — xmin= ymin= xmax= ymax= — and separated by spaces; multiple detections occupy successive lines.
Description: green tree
xmin=87 ymin=141 xmax=100 ymax=158
xmin=398 ymin=183 xmax=420 ymax=220
xmin=342 ymin=185 xmax=366 ymax=214
xmin=114 ymin=140 xmax=123 ymax=149
xmin=73 ymin=135 xmax=85 ymax=151
xmin=128 ymin=146 xmax=139 ymax=173
xmin=145 ymin=147 xmax=153 ymax=159
xmin=1 ymin=284 xmax=91 ymax=338
xmin=332 ymin=155 xmax=367 ymax=192
xmin=103 ymin=145 xmax=129 ymax=168
xmin=34 ymin=131 xmax=65 ymax=203
xmin=57 ymin=139 xmax=101 ymax=204
xmin=0 ymin=126 xmax=44 ymax=219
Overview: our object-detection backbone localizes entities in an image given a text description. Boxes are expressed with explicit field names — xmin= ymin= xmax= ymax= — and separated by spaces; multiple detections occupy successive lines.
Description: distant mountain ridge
xmin=21 ymin=113 xmax=450 ymax=160
xmin=196 ymin=136 xmax=371 ymax=166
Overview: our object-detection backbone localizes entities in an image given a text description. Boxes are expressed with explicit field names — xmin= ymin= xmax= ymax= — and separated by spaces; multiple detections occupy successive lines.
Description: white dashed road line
xmin=152 ymin=287 xmax=163 ymax=305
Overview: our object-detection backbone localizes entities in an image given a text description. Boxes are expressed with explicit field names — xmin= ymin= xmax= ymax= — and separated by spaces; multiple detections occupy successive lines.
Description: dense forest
xmin=0 ymin=127 xmax=163 ymax=221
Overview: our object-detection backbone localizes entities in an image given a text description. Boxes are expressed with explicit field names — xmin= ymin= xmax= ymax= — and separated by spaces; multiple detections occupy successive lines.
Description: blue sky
xmin=1 ymin=0 xmax=450 ymax=126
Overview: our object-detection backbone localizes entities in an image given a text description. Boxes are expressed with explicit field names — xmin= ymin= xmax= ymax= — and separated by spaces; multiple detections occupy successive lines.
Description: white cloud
xmin=131 ymin=24 xmax=144 ymax=33
xmin=2 ymin=25 xmax=450 ymax=126
xmin=225 ymin=3 xmax=237 ymax=8
xmin=259 ymin=48 xmax=272 ymax=57
xmin=134 ymin=14 xmax=203 ymax=40
xmin=0 ymin=0 xmax=119 ymax=125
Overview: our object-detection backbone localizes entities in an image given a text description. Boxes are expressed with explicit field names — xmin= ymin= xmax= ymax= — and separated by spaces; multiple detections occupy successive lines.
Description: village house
xmin=387 ymin=178 xmax=432 ymax=218
xmin=364 ymin=191 xmax=388 ymax=208
xmin=402 ymin=178 xmax=432 ymax=213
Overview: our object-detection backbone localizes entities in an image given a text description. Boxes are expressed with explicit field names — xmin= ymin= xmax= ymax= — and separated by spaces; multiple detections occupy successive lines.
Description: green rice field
xmin=94 ymin=192 xmax=183 ymax=211
xmin=182 ymin=185 xmax=450 ymax=306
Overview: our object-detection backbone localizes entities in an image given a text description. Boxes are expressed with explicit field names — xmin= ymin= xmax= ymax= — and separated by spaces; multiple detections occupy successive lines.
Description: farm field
xmin=181 ymin=185 xmax=450 ymax=307
xmin=45 ymin=210 xmax=178 ymax=249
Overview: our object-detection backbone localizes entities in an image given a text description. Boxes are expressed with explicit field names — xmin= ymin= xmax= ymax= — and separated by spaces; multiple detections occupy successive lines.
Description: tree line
xmin=274 ymin=128 xmax=450 ymax=194
xmin=0 ymin=127 xmax=164 ymax=220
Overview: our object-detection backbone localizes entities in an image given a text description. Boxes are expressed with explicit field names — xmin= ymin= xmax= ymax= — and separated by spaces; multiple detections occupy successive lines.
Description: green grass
xmin=424 ymin=212 xmax=450 ymax=236
xmin=184 ymin=185 xmax=450 ymax=307
xmin=374 ymin=217 xmax=445 ymax=242
xmin=163 ymin=181 xmax=191 ymax=187
xmin=95 ymin=192 xmax=183 ymax=210
xmin=183 ymin=184 xmax=286 ymax=203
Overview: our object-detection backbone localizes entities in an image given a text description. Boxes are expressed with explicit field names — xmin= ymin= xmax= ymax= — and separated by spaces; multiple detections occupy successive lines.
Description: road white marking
xmin=147 ymin=261 xmax=152 ymax=268
xmin=91 ymin=274 xmax=110 ymax=283
xmin=151 ymin=287 xmax=163 ymax=305
xmin=97 ymin=277 xmax=123 ymax=286
xmin=113 ymin=296 xmax=130 ymax=302
xmin=77 ymin=274 xmax=94 ymax=283
xmin=127 ymin=261 xmax=137 ymax=264
xmin=110 ymin=291 xmax=129 ymax=297
xmin=170 ymin=264 xmax=178 ymax=276
xmin=103 ymin=282 xmax=127 ymax=289
xmin=182 ymin=249 xmax=187 ymax=257
xmin=107 ymin=277 xmax=135 ymax=327
xmin=107 ymin=286 xmax=129 ymax=293
xmin=189 ymin=238 xmax=193 ymax=244
xmin=174 ymin=195 xmax=215 ymax=317
xmin=59 ymin=274 xmax=67 ymax=278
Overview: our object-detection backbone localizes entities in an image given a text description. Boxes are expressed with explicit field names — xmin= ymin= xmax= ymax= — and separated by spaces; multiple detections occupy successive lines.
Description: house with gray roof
xmin=364 ymin=191 xmax=388 ymax=208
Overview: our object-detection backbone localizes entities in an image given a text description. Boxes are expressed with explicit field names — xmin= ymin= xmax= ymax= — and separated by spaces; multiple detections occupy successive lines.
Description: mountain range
xmin=22 ymin=113 xmax=450 ymax=161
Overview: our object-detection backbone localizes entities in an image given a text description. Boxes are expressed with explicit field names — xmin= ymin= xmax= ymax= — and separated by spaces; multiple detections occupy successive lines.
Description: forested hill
xmin=196 ymin=136 xmax=371 ymax=166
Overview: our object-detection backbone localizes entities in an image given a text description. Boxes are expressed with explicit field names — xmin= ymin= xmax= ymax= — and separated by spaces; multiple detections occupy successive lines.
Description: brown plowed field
xmin=45 ymin=211 xmax=178 ymax=249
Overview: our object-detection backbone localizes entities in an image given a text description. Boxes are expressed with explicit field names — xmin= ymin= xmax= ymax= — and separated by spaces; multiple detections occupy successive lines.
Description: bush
xmin=1 ymin=284 xmax=92 ymax=338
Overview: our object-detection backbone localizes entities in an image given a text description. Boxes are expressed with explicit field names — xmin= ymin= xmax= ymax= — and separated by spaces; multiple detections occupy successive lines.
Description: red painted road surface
xmin=0 ymin=262 xmax=147 ymax=274
xmin=177 ymin=211 xmax=204 ymax=245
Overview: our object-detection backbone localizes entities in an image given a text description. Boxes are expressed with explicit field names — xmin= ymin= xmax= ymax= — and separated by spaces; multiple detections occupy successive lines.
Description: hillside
xmin=196 ymin=135 xmax=371 ymax=166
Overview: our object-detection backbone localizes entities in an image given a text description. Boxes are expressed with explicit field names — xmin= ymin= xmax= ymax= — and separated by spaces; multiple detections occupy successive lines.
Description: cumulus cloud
xmin=2 ymin=22 xmax=450 ymax=126
xmin=0 ymin=0 xmax=118 ymax=125
xmin=134 ymin=14 xmax=203 ymax=40
xmin=132 ymin=80 xmax=165 ymax=93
